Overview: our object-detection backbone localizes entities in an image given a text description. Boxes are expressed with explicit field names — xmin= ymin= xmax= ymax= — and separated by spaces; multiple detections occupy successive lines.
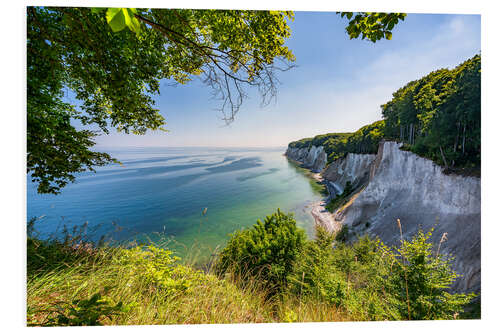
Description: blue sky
xmin=93 ymin=12 xmax=481 ymax=148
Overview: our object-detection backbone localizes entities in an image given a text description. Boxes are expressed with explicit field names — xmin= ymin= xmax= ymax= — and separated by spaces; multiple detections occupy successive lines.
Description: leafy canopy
xmin=382 ymin=54 xmax=481 ymax=170
xmin=339 ymin=12 xmax=406 ymax=42
xmin=27 ymin=7 xmax=295 ymax=194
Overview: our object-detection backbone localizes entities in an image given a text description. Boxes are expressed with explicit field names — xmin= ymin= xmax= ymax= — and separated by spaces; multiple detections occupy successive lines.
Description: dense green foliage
xmin=27 ymin=7 xmax=295 ymax=194
xmin=289 ymin=227 xmax=475 ymax=320
xmin=288 ymin=227 xmax=347 ymax=305
xmin=382 ymin=54 xmax=481 ymax=169
xmin=288 ymin=120 xmax=385 ymax=163
xmin=338 ymin=12 xmax=406 ymax=42
xmin=388 ymin=230 xmax=475 ymax=320
xmin=218 ymin=212 xmax=476 ymax=320
xmin=216 ymin=209 xmax=306 ymax=296
xmin=27 ymin=211 xmax=477 ymax=325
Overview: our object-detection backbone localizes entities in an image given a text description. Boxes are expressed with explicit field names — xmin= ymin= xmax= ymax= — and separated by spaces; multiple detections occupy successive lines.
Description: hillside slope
xmin=285 ymin=141 xmax=480 ymax=294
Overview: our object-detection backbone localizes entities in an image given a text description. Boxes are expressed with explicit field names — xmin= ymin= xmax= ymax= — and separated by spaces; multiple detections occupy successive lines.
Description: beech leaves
xmin=92 ymin=7 xmax=141 ymax=33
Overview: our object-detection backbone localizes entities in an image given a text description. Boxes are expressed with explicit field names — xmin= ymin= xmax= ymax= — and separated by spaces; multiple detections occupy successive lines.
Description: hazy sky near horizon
xmin=91 ymin=12 xmax=480 ymax=148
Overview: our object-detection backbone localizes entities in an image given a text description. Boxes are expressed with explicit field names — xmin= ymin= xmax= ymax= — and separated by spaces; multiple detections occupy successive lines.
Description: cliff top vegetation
xmin=288 ymin=54 xmax=481 ymax=172
xmin=288 ymin=121 xmax=385 ymax=164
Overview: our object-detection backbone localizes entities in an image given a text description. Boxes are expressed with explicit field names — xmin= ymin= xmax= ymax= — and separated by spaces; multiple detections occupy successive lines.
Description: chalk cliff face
xmin=285 ymin=147 xmax=309 ymax=162
xmin=285 ymin=140 xmax=481 ymax=294
xmin=321 ymin=153 xmax=376 ymax=197
xmin=332 ymin=141 xmax=481 ymax=294
xmin=285 ymin=146 xmax=327 ymax=172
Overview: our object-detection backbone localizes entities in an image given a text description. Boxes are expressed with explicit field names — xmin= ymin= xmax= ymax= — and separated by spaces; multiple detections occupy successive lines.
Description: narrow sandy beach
xmin=309 ymin=173 xmax=342 ymax=234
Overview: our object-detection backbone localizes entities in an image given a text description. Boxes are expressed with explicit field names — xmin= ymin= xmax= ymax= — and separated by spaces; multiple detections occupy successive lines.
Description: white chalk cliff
xmin=321 ymin=153 xmax=376 ymax=196
xmin=285 ymin=141 xmax=481 ymax=294
xmin=286 ymin=145 xmax=327 ymax=172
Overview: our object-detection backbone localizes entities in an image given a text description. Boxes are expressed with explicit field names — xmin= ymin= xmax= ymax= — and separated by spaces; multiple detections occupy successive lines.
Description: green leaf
xmin=122 ymin=9 xmax=132 ymax=27
xmin=106 ymin=8 xmax=127 ymax=32
xmin=91 ymin=8 xmax=106 ymax=14
xmin=106 ymin=8 xmax=141 ymax=33
xmin=127 ymin=10 xmax=141 ymax=34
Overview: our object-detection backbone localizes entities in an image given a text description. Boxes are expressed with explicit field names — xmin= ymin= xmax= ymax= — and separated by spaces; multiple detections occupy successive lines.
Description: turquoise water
xmin=27 ymin=147 xmax=323 ymax=261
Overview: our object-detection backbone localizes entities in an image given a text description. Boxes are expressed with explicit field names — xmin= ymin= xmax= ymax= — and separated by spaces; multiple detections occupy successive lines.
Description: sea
xmin=27 ymin=147 xmax=324 ymax=263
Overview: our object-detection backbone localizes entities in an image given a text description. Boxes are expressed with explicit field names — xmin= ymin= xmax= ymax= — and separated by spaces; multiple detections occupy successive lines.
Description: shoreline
xmin=309 ymin=172 xmax=342 ymax=234
xmin=284 ymin=154 xmax=341 ymax=234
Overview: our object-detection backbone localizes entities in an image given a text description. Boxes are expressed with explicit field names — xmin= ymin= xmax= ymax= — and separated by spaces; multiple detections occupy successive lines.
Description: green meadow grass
xmin=27 ymin=213 xmax=478 ymax=326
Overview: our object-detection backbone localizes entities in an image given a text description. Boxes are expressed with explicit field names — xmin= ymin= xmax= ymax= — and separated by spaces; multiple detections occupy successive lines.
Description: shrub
xmin=288 ymin=225 xmax=476 ymax=321
xmin=43 ymin=292 xmax=129 ymax=326
xmin=288 ymin=226 xmax=347 ymax=305
xmin=383 ymin=229 xmax=476 ymax=320
xmin=216 ymin=209 xmax=306 ymax=296
xmin=111 ymin=245 xmax=210 ymax=295
xmin=335 ymin=224 xmax=349 ymax=242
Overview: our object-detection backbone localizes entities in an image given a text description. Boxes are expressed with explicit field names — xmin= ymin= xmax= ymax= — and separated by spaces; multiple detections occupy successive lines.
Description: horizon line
xmin=94 ymin=145 xmax=289 ymax=149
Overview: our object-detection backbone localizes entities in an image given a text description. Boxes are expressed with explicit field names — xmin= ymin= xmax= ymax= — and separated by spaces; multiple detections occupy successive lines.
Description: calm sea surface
xmin=27 ymin=147 xmax=323 ymax=261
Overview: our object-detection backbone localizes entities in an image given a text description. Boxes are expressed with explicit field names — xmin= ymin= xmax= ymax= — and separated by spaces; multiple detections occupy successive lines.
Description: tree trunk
xmin=411 ymin=123 xmax=415 ymax=145
xmin=409 ymin=123 xmax=413 ymax=145
xmin=440 ymin=146 xmax=449 ymax=168
xmin=454 ymin=122 xmax=459 ymax=153
xmin=462 ymin=123 xmax=466 ymax=155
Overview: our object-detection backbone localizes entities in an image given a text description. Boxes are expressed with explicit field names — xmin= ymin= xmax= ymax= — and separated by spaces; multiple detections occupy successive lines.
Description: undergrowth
xmin=27 ymin=211 xmax=478 ymax=326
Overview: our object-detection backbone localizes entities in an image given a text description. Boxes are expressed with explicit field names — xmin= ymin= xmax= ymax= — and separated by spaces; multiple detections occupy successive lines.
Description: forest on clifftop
xmin=288 ymin=54 xmax=481 ymax=172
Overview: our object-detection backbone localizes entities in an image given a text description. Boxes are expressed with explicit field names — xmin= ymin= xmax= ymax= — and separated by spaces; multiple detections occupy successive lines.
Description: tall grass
xmin=27 ymin=235 xmax=347 ymax=325
xmin=27 ymin=215 xmax=478 ymax=326
xmin=28 ymin=244 xmax=269 ymax=325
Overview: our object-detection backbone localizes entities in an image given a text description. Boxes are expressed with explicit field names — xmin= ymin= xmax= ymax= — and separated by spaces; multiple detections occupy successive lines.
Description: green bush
xmin=43 ymin=292 xmax=129 ymax=326
xmin=111 ymin=245 xmax=210 ymax=295
xmin=287 ymin=224 xmax=476 ymax=321
xmin=334 ymin=224 xmax=349 ymax=242
xmin=383 ymin=229 xmax=476 ymax=320
xmin=288 ymin=227 xmax=347 ymax=305
xmin=216 ymin=209 xmax=306 ymax=296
